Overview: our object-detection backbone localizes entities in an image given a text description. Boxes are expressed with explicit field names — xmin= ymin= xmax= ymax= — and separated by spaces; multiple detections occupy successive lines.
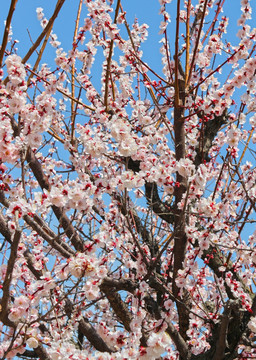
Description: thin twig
xmin=202 ymin=0 xmax=226 ymax=44
xmin=3 ymin=0 xmax=66 ymax=85
xmin=190 ymin=46 xmax=241 ymax=93
xmin=0 ymin=0 xmax=18 ymax=67
xmin=22 ymin=0 xmax=65 ymax=65
xmin=26 ymin=66 xmax=95 ymax=111
xmin=71 ymin=0 xmax=83 ymax=145
xmin=27 ymin=14 xmax=54 ymax=86
xmin=185 ymin=0 xmax=191 ymax=87
xmin=174 ymin=0 xmax=181 ymax=108
xmin=186 ymin=0 xmax=208 ymax=87
xmin=104 ymin=0 xmax=121 ymax=111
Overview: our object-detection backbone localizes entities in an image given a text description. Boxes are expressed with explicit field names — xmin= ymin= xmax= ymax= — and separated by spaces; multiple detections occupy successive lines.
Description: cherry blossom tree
xmin=0 ymin=0 xmax=256 ymax=359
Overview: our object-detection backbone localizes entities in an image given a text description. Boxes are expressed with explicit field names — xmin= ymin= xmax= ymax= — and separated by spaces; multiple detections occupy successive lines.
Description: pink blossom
xmin=8 ymin=307 xmax=24 ymax=322
xmin=5 ymin=54 xmax=26 ymax=85
xmin=69 ymin=253 xmax=96 ymax=278
xmin=26 ymin=337 xmax=38 ymax=349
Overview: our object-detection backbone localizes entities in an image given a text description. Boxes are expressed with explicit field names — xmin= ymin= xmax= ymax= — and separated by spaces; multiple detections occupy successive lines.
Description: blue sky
xmin=0 ymin=1 xmax=161 ymax=65
xmin=1 ymin=0 xmax=254 ymax=78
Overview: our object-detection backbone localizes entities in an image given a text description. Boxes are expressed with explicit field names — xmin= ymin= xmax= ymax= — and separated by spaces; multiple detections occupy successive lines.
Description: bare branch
xmin=34 ymin=344 xmax=52 ymax=360
xmin=0 ymin=229 xmax=21 ymax=321
xmin=100 ymin=278 xmax=133 ymax=332
xmin=212 ymin=300 xmax=232 ymax=360
xmin=166 ymin=321 xmax=191 ymax=360
xmin=0 ymin=0 xmax=18 ymax=67
xmin=104 ymin=0 xmax=121 ymax=111
xmin=26 ymin=148 xmax=84 ymax=252
xmin=78 ymin=318 xmax=116 ymax=353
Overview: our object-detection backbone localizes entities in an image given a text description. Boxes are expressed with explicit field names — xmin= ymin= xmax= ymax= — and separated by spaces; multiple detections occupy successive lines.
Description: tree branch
xmin=212 ymin=300 xmax=232 ymax=360
xmin=127 ymin=158 xmax=175 ymax=223
xmin=0 ymin=189 xmax=74 ymax=258
xmin=100 ymin=278 xmax=134 ymax=332
xmin=0 ymin=229 xmax=21 ymax=323
xmin=0 ymin=0 xmax=18 ymax=67
xmin=78 ymin=318 xmax=116 ymax=353
xmin=166 ymin=321 xmax=191 ymax=360
xmin=34 ymin=344 xmax=52 ymax=360
xmin=195 ymin=111 xmax=228 ymax=167
xmin=26 ymin=148 xmax=84 ymax=252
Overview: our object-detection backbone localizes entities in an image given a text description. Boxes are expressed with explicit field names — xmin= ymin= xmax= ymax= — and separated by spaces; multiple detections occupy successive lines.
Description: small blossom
xmin=26 ymin=337 xmax=38 ymax=349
